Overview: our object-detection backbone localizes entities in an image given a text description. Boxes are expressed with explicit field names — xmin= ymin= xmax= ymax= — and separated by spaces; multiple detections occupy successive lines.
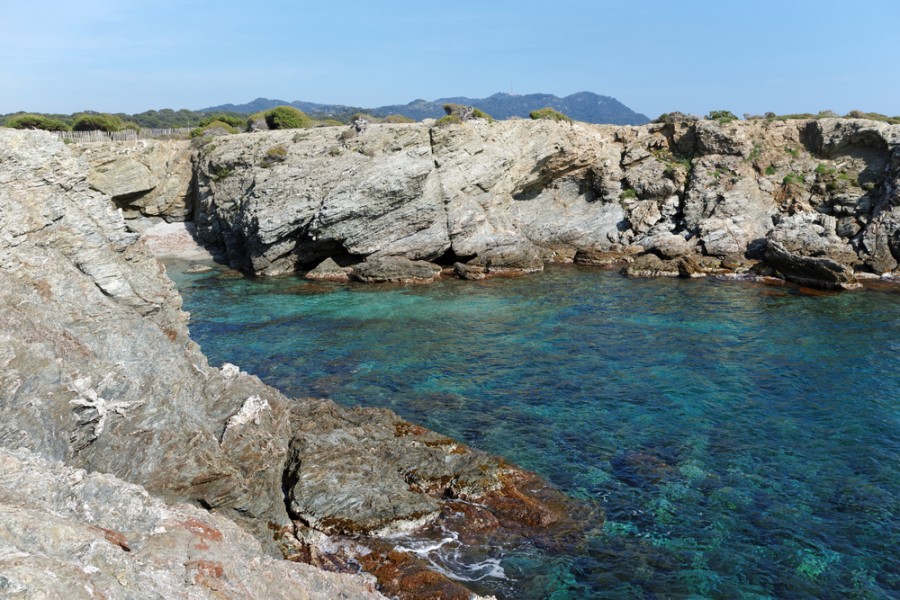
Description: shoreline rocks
xmin=185 ymin=117 xmax=900 ymax=291
xmin=0 ymin=128 xmax=594 ymax=599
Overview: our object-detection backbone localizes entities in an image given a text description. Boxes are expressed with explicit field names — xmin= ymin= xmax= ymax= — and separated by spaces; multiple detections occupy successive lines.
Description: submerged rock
xmin=351 ymin=256 xmax=442 ymax=283
xmin=305 ymin=257 xmax=351 ymax=281
xmin=764 ymin=240 xmax=861 ymax=290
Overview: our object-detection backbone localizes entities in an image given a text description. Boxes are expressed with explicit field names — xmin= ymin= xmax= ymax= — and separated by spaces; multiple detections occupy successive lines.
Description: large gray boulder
xmin=764 ymin=240 xmax=861 ymax=289
xmin=351 ymin=255 xmax=441 ymax=283
xmin=73 ymin=140 xmax=194 ymax=221
xmin=0 ymin=446 xmax=384 ymax=600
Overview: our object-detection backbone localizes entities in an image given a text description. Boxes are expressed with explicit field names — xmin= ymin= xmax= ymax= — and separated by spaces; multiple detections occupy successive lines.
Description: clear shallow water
xmin=168 ymin=263 xmax=900 ymax=599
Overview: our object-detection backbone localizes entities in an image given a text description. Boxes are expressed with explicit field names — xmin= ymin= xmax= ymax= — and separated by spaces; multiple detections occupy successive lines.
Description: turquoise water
xmin=168 ymin=264 xmax=899 ymax=599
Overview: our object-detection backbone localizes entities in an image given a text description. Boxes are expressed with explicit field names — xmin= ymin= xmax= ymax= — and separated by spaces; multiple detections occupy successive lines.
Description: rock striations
xmin=2 ymin=113 xmax=899 ymax=598
xmin=0 ymin=128 xmax=590 ymax=599
xmin=191 ymin=117 xmax=900 ymax=290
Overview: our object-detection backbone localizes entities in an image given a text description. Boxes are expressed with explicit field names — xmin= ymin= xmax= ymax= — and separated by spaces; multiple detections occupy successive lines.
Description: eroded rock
xmin=190 ymin=117 xmax=900 ymax=287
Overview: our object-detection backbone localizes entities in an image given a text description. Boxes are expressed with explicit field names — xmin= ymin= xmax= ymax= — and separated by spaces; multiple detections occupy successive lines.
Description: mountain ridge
xmin=200 ymin=92 xmax=650 ymax=125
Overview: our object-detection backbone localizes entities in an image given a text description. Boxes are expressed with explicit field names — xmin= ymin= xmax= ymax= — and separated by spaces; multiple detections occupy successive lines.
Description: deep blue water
xmin=167 ymin=263 xmax=899 ymax=599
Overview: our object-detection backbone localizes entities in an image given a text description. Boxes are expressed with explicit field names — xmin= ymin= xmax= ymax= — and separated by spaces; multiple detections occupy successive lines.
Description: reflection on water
xmin=168 ymin=262 xmax=900 ymax=599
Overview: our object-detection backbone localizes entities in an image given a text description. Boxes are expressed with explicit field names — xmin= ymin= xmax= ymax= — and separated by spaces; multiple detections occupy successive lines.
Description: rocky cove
xmin=183 ymin=116 xmax=900 ymax=289
xmin=0 ymin=115 xmax=898 ymax=599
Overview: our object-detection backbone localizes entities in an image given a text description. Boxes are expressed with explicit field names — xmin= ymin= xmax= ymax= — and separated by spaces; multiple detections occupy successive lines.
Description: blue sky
xmin=3 ymin=0 xmax=898 ymax=118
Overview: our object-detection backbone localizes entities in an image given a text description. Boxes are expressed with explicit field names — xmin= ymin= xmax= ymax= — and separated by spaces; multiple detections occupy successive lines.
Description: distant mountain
xmin=200 ymin=92 xmax=649 ymax=125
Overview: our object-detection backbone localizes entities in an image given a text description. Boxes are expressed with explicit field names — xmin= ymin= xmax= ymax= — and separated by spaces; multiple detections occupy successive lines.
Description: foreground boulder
xmin=0 ymin=446 xmax=383 ymax=600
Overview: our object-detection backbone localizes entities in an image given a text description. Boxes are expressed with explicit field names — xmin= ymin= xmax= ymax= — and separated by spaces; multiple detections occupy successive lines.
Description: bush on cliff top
xmin=5 ymin=114 xmax=70 ymax=131
xmin=707 ymin=110 xmax=738 ymax=124
xmin=530 ymin=107 xmax=572 ymax=122
xmin=190 ymin=120 xmax=239 ymax=138
xmin=264 ymin=106 xmax=312 ymax=130
xmin=72 ymin=113 xmax=135 ymax=132
xmin=435 ymin=114 xmax=462 ymax=127
xmin=845 ymin=110 xmax=900 ymax=125
xmin=383 ymin=114 xmax=415 ymax=124
xmin=443 ymin=103 xmax=493 ymax=122
xmin=199 ymin=113 xmax=246 ymax=129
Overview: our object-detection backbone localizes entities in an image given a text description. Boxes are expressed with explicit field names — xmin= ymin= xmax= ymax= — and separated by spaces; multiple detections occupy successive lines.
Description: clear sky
xmin=3 ymin=0 xmax=898 ymax=118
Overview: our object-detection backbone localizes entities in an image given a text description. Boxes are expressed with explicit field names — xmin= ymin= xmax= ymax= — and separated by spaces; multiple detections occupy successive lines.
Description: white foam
xmin=391 ymin=527 xmax=509 ymax=583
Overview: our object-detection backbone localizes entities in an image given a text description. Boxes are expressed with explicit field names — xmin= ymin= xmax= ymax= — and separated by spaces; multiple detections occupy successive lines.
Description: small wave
xmin=392 ymin=528 xmax=509 ymax=583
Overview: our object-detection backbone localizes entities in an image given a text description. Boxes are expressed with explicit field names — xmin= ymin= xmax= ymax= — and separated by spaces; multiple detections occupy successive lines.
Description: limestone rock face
xmin=0 ymin=446 xmax=384 ymax=600
xmin=192 ymin=117 xmax=900 ymax=289
xmin=73 ymin=139 xmax=194 ymax=221
xmin=0 ymin=129 xmax=583 ymax=599
xmin=0 ymin=129 xmax=290 ymax=519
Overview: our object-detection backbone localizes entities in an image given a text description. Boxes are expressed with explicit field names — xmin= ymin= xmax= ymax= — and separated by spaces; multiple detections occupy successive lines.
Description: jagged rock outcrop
xmin=193 ymin=117 xmax=900 ymax=289
xmin=72 ymin=139 xmax=193 ymax=221
xmin=0 ymin=128 xmax=574 ymax=598
xmin=0 ymin=129 xmax=291 ymax=519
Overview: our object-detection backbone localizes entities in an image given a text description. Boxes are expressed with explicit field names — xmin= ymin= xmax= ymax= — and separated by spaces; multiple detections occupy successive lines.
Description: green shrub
xmin=530 ymin=107 xmax=572 ymax=122
xmin=435 ymin=115 xmax=462 ymax=127
xmin=72 ymin=113 xmax=126 ymax=132
xmin=442 ymin=104 xmax=493 ymax=122
xmin=619 ymin=188 xmax=638 ymax=200
xmin=266 ymin=145 xmax=287 ymax=161
xmin=815 ymin=163 xmax=836 ymax=176
xmin=383 ymin=114 xmax=414 ymax=124
xmin=5 ymin=113 xmax=69 ymax=131
xmin=190 ymin=120 xmax=238 ymax=138
xmin=765 ymin=165 xmax=777 ymax=176
xmin=259 ymin=144 xmax=289 ymax=167
xmin=199 ymin=113 xmax=245 ymax=128
xmin=844 ymin=110 xmax=900 ymax=124
xmin=783 ymin=172 xmax=805 ymax=186
xmin=210 ymin=166 xmax=233 ymax=181
xmin=442 ymin=103 xmax=463 ymax=116
xmin=773 ymin=113 xmax=816 ymax=121
xmin=264 ymin=106 xmax=311 ymax=130
xmin=707 ymin=110 xmax=737 ymax=124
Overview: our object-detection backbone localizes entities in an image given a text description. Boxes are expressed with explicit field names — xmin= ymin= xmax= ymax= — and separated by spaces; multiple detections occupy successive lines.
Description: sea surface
xmin=167 ymin=263 xmax=899 ymax=599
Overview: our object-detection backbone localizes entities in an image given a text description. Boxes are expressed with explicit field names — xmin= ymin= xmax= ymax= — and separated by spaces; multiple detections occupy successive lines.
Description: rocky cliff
xmin=4 ymin=114 xmax=898 ymax=597
xmin=0 ymin=129 xmax=585 ymax=599
xmin=193 ymin=117 xmax=900 ymax=289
